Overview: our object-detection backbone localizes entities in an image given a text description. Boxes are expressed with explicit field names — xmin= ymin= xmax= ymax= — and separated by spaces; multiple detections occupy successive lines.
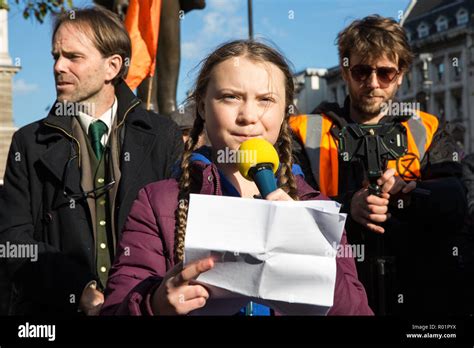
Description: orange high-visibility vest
xmin=289 ymin=111 xmax=439 ymax=196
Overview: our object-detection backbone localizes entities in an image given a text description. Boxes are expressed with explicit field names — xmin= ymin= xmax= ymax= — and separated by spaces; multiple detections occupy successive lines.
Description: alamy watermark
xmin=216 ymin=147 xmax=257 ymax=165
xmin=54 ymin=101 xmax=96 ymax=117
xmin=381 ymin=100 xmax=421 ymax=117
xmin=18 ymin=322 xmax=55 ymax=341
xmin=0 ymin=242 xmax=38 ymax=262
xmin=326 ymin=242 xmax=365 ymax=262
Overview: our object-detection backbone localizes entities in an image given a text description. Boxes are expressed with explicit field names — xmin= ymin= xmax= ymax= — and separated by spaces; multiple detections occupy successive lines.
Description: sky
xmin=8 ymin=0 xmax=411 ymax=127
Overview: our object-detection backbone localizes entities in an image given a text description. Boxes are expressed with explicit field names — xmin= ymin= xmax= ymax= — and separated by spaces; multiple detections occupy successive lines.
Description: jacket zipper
xmin=115 ymin=100 xmax=140 ymax=160
xmin=213 ymin=166 xmax=222 ymax=195
xmin=43 ymin=122 xmax=81 ymax=164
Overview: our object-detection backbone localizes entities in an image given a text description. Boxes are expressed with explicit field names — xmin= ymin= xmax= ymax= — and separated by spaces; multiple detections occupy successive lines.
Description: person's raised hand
xmin=152 ymin=257 xmax=214 ymax=315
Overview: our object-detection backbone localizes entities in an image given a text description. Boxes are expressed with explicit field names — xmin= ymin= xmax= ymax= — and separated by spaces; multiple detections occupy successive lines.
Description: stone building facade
xmin=0 ymin=0 xmax=20 ymax=184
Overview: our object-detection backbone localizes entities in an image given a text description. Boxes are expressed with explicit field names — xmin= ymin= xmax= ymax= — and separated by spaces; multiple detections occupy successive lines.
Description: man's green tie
xmin=88 ymin=120 xmax=108 ymax=160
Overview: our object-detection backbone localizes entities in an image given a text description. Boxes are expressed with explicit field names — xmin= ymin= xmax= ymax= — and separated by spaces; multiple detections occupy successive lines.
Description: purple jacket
xmin=101 ymin=159 xmax=373 ymax=315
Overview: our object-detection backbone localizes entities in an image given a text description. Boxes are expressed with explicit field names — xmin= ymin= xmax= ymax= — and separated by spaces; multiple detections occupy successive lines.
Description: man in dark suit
xmin=0 ymin=6 xmax=183 ymax=315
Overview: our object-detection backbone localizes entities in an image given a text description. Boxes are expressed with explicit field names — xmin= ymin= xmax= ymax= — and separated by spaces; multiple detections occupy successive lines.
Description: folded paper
xmin=184 ymin=194 xmax=347 ymax=315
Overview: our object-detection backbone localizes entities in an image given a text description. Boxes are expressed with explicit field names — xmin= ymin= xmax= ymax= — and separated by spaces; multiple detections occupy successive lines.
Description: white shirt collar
xmin=77 ymin=97 xmax=117 ymax=145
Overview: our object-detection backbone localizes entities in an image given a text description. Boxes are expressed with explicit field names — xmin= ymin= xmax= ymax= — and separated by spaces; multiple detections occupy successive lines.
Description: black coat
xmin=0 ymin=81 xmax=183 ymax=314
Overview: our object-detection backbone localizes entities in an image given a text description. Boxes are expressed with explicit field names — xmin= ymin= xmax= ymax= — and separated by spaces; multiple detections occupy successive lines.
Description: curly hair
xmin=337 ymin=15 xmax=414 ymax=71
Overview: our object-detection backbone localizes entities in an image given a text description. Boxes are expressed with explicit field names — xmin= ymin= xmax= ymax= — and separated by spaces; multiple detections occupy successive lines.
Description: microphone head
xmin=237 ymin=138 xmax=279 ymax=180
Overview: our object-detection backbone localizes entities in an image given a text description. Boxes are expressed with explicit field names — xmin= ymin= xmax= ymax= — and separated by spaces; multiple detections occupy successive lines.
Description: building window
xmin=451 ymin=89 xmax=463 ymax=120
xmin=435 ymin=94 xmax=445 ymax=121
xmin=417 ymin=22 xmax=429 ymax=38
xmin=403 ymin=70 xmax=412 ymax=93
xmin=436 ymin=62 xmax=445 ymax=81
xmin=456 ymin=8 xmax=469 ymax=26
xmin=436 ymin=16 xmax=449 ymax=32
xmin=332 ymin=87 xmax=338 ymax=103
xmin=453 ymin=93 xmax=463 ymax=120
xmin=454 ymin=64 xmax=462 ymax=78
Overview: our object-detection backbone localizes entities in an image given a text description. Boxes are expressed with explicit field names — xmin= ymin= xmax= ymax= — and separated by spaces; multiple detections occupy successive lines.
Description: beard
xmin=55 ymin=74 xmax=103 ymax=105
xmin=350 ymin=87 xmax=398 ymax=122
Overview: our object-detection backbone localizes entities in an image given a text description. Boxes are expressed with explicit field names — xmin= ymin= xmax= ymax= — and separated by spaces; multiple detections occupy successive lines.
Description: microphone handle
xmin=249 ymin=163 xmax=277 ymax=199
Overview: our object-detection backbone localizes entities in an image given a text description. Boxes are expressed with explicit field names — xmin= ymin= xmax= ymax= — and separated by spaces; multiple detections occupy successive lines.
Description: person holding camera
xmin=290 ymin=15 xmax=467 ymax=315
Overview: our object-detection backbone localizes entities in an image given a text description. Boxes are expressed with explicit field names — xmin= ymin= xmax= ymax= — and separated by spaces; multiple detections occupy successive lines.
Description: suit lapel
xmin=39 ymin=104 xmax=76 ymax=192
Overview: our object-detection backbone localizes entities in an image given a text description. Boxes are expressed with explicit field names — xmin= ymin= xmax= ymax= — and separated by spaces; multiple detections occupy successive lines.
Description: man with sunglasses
xmin=0 ymin=7 xmax=183 ymax=315
xmin=290 ymin=15 xmax=468 ymax=315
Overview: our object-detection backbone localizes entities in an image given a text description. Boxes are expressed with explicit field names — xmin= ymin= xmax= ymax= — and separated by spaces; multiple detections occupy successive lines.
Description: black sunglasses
xmin=349 ymin=64 xmax=399 ymax=87
xmin=62 ymin=146 xmax=116 ymax=202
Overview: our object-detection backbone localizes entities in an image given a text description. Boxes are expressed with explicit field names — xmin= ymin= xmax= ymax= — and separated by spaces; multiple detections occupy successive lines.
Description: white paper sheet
xmin=184 ymin=194 xmax=346 ymax=315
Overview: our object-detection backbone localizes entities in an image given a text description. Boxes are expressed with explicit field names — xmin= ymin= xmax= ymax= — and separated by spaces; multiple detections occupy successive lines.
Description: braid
xmin=276 ymin=120 xmax=299 ymax=200
xmin=174 ymin=115 xmax=205 ymax=263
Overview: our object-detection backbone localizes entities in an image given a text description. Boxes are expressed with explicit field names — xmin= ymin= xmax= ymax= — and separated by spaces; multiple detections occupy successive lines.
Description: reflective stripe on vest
xmin=289 ymin=114 xmax=339 ymax=196
xmin=289 ymin=111 xmax=439 ymax=196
